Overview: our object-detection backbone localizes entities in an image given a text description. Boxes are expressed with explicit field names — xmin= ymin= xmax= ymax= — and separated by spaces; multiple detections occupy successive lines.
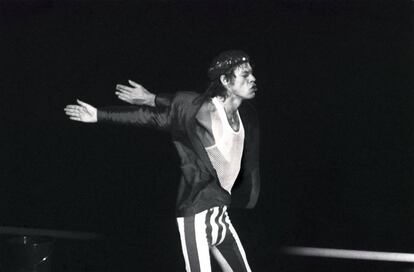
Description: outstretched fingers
xmin=128 ymin=79 xmax=140 ymax=87
xmin=76 ymin=99 xmax=90 ymax=108
xmin=64 ymin=105 xmax=80 ymax=117
xmin=69 ymin=116 xmax=82 ymax=121
xmin=116 ymin=93 xmax=131 ymax=102
xmin=64 ymin=108 xmax=77 ymax=115
xmin=64 ymin=99 xmax=97 ymax=123
xmin=64 ymin=105 xmax=78 ymax=113
xmin=64 ymin=105 xmax=75 ymax=111
xmin=64 ymin=102 xmax=86 ymax=119
xmin=115 ymin=89 xmax=131 ymax=97
xmin=115 ymin=89 xmax=132 ymax=97
xmin=116 ymin=84 xmax=133 ymax=93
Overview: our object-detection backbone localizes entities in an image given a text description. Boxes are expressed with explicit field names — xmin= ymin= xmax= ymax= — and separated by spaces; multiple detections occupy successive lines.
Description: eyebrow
xmin=241 ymin=69 xmax=253 ymax=74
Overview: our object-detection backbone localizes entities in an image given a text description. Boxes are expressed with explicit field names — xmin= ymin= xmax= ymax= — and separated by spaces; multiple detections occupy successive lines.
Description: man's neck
xmin=221 ymin=94 xmax=243 ymax=115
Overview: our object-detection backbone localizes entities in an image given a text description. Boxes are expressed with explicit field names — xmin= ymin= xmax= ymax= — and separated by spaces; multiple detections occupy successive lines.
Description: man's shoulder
xmin=155 ymin=91 xmax=201 ymax=108
xmin=173 ymin=91 xmax=201 ymax=101
xmin=172 ymin=91 xmax=205 ymax=107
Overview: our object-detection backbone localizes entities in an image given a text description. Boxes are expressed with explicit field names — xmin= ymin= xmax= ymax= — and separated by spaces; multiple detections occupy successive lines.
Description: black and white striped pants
xmin=177 ymin=206 xmax=252 ymax=272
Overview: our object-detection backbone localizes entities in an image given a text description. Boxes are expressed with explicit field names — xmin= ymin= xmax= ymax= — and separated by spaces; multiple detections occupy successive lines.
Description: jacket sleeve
xmin=155 ymin=93 xmax=173 ymax=107
xmin=97 ymin=105 xmax=171 ymax=131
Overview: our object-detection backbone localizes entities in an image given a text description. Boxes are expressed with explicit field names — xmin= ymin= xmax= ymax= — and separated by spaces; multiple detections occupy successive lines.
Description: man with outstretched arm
xmin=64 ymin=50 xmax=260 ymax=272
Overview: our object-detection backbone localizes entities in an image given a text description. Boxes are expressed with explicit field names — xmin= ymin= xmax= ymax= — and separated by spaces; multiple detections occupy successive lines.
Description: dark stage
xmin=1 ymin=0 xmax=413 ymax=271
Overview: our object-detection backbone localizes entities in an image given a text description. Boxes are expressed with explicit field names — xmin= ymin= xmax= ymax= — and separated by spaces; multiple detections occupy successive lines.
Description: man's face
xmin=227 ymin=62 xmax=257 ymax=100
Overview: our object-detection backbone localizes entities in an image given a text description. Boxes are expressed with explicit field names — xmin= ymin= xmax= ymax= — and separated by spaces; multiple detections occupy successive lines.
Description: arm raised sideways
xmin=115 ymin=80 xmax=156 ymax=106
xmin=115 ymin=79 xmax=173 ymax=108
xmin=64 ymin=99 xmax=172 ymax=131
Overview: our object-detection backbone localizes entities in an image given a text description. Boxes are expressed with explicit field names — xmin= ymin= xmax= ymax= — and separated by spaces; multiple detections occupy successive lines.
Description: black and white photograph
xmin=1 ymin=0 xmax=413 ymax=271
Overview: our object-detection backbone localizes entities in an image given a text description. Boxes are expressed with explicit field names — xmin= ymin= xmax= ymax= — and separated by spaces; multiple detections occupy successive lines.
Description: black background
xmin=1 ymin=0 xmax=413 ymax=271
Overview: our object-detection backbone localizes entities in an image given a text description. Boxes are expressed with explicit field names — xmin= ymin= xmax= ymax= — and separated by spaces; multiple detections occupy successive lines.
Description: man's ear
xmin=220 ymin=75 xmax=228 ymax=86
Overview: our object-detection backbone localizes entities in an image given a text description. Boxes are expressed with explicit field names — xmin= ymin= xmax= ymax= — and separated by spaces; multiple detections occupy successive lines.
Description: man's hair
xmin=205 ymin=50 xmax=250 ymax=99
xmin=205 ymin=66 xmax=237 ymax=98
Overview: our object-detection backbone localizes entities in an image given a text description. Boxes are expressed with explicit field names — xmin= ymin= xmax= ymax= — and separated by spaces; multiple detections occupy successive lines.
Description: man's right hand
xmin=115 ymin=79 xmax=156 ymax=107
xmin=64 ymin=99 xmax=97 ymax=123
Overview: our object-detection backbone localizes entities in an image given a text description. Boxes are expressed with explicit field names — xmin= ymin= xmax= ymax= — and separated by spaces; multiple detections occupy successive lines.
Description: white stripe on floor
xmin=283 ymin=247 xmax=414 ymax=263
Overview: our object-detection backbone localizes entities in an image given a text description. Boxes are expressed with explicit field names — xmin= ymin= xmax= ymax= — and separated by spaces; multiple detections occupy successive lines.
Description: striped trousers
xmin=177 ymin=206 xmax=251 ymax=272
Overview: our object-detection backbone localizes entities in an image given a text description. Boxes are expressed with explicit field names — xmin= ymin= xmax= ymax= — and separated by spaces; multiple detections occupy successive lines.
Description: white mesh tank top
xmin=205 ymin=97 xmax=245 ymax=194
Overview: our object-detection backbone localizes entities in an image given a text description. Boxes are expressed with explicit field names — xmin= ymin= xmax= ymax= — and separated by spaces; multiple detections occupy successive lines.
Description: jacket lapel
xmin=185 ymin=96 xmax=218 ymax=178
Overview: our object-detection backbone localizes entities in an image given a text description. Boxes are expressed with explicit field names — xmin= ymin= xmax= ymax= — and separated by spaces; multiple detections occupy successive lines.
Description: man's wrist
xmin=147 ymin=93 xmax=156 ymax=107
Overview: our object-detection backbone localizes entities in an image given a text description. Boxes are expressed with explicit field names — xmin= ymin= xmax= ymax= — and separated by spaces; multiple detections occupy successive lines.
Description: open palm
xmin=64 ymin=99 xmax=97 ymax=123
xmin=115 ymin=79 xmax=155 ymax=106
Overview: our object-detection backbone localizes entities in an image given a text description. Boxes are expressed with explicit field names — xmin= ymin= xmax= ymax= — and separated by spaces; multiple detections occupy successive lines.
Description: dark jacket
xmin=97 ymin=92 xmax=260 ymax=217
